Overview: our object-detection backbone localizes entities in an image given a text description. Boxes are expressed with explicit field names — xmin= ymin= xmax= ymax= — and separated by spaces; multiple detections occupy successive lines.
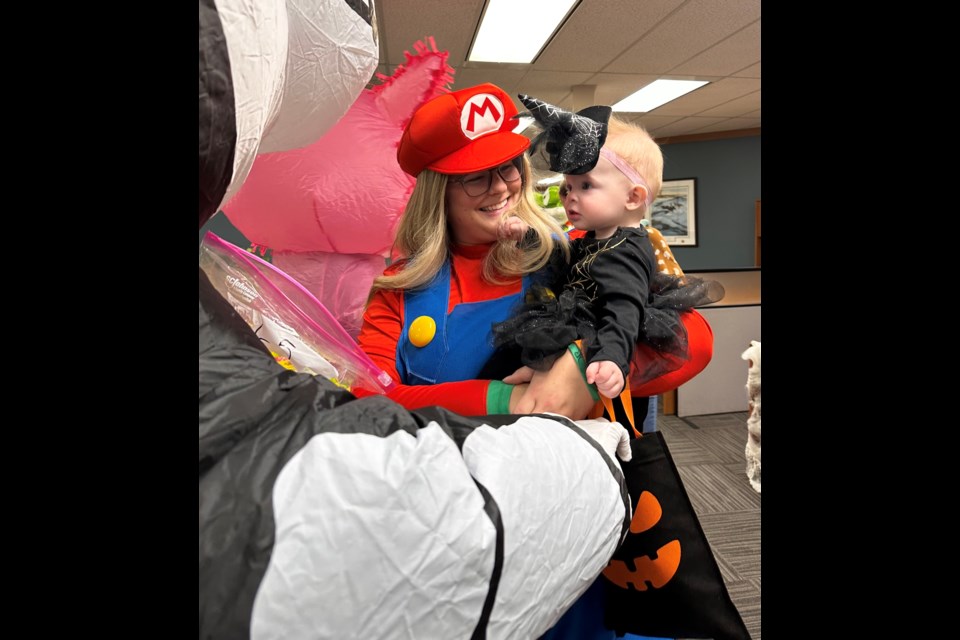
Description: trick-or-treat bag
xmin=602 ymin=428 xmax=752 ymax=640
xmin=199 ymin=232 xmax=395 ymax=394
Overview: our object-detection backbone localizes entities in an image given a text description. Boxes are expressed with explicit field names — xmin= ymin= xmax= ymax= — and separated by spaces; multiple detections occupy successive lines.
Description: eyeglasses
xmin=448 ymin=159 xmax=522 ymax=197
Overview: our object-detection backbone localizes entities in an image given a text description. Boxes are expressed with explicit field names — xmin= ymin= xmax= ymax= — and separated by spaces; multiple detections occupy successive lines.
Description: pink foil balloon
xmin=224 ymin=38 xmax=454 ymax=256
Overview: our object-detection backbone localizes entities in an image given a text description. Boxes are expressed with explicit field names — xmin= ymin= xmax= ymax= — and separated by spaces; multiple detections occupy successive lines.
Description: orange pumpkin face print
xmin=602 ymin=489 xmax=682 ymax=591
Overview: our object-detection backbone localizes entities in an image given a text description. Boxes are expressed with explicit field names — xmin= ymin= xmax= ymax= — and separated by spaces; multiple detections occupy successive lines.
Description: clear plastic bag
xmin=199 ymin=232 xmax=395 ymax=394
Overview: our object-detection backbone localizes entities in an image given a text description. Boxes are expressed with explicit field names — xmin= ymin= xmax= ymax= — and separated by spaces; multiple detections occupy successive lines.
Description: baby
xmin=493 ymin=95 xmax=723 ymax=401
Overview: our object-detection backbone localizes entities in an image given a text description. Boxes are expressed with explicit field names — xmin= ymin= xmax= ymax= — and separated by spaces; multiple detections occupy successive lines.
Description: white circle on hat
xmin=460 ymin=93 xmax=505 ymax=140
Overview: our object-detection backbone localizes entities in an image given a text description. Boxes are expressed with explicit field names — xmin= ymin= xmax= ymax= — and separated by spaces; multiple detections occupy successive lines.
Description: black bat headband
xmin=515 ymin=94 xmax=612 ymax=175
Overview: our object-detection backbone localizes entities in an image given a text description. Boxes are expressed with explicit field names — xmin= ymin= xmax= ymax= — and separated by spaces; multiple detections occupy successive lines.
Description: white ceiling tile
xmin=670 ymin=20 xmax=760 ymax=76
xmin=733 ymin=62 xmax=761 ymax=78
xmin=377 ymin=0 xmax=486 ymax=65
xmin=697 ymin=90 xmax=760 ymax=117
xmin=691 ymin=118 xmax=761 ymax=133
xmin=536 ymin=0 xmax=686 ymax=72
xmin=605 ymin=0 xmax=761 ymax=74
xmin=449 ymin=66 xmax=530 ymax=95
xmin=631 ymin=114 xmax=685 ymax=130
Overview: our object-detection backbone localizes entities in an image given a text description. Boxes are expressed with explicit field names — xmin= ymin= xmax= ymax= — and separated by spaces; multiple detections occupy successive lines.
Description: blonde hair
xmin=604 ymin=116 xmax=663 ymax=214
xmin=371 ymin=154 xmax=569 ymax=293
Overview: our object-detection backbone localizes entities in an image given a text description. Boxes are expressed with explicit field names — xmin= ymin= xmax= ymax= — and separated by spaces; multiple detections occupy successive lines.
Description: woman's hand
xmin=503 ymin=366 xmax=535 ymax=384
xmin=508 ymin=349 xmax=596 ymax=419
xmin=508 ymin=383 xmax=529 ymax=412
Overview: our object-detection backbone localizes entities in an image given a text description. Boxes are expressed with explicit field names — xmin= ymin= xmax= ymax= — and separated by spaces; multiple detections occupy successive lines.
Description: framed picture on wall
xmin=647 ymin=178 xmax=697 ymax=246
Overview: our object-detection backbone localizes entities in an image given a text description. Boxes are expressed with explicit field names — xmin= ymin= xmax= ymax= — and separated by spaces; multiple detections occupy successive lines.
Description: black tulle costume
xmin=489 ymin=93 xmax=724 ymax=388
xmin=491 ymin=226 xmax=723 ymax=386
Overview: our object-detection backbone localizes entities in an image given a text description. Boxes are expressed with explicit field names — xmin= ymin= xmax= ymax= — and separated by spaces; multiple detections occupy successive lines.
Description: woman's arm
xmin=508 ymin=347 xmax=597 ymax=419
xmin=628 ymin=309 xmax=714 ymax=396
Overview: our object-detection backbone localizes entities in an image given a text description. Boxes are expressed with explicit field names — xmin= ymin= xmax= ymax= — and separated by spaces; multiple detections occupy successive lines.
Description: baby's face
xmin=560 ymin=157 xmax=637 ymax=237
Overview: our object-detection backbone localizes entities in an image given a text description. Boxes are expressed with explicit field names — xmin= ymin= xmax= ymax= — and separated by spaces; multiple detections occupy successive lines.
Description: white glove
xmin=574 ymin=417 xmax=633 ymax=463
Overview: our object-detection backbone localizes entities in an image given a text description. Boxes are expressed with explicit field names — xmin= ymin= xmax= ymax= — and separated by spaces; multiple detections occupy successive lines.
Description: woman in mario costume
xmin=355 ymin=82 xmax=601 ymax=418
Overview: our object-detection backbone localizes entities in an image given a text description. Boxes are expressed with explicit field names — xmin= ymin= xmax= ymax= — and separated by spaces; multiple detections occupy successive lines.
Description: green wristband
xmin=567 ymin=343 xmax=601 ymax=401
xmin=486 ymin=380 xmax=515 ymax=414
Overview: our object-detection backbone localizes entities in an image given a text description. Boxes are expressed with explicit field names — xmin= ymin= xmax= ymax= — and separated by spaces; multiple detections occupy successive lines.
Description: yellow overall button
xmin=408 ymin=315 xmax=437 ymax=347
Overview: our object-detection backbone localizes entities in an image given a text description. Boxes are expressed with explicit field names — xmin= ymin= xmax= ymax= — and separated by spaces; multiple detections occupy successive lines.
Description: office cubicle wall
xmin=676 ymin=269 xmax=760 ymax=417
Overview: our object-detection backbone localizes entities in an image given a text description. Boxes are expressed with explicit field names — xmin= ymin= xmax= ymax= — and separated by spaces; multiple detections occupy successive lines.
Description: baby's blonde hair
xmin=604 ymin=116 xmax=663 ymax=214
xmin=371 ymin=154 xmax=568 ymax=294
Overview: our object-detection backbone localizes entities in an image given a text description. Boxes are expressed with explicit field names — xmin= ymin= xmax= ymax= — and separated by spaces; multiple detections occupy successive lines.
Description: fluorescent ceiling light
xmin=612 ymin=79 xmax=709 ymax=112
xmin=468 ymin=0 xmax=578 ymax=64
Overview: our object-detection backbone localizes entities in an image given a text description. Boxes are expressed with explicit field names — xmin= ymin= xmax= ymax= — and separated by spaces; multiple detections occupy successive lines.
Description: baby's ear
xmin=625 ymin=184 xmax=647 ymax=211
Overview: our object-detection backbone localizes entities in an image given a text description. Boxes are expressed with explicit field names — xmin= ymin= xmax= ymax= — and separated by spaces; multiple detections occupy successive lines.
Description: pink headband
xmin=600 ymin=148 xmax=652 ymax=206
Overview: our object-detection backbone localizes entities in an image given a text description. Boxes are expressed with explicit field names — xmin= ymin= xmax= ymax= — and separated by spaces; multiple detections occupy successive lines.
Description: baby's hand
xmin=586 ymin=360 xmax=625 ymax=398
xmin=503 ymin=365 xmax=536 ymax=384
xmin=498 ymin=216 xmax=529 ymax=243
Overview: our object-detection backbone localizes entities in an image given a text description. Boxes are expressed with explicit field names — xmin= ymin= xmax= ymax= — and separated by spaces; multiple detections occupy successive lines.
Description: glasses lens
xmin=459 ymin=173 xmax=490 ymax=196
xmin=497 ymin=162 xmax=521 ymax=184
xmin=455 ymin=158 xmax=523 ymax=196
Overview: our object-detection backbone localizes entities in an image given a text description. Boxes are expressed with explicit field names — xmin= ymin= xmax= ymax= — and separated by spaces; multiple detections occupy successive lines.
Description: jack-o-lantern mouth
xmin=603 ymin=488 xmax=682 ymax=591
xmin=603 ymin=539 xmax=682 ymax=591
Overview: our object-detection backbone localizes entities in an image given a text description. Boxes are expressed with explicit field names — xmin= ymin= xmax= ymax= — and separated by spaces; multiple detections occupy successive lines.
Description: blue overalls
xmin=397 ymin=260 xmax=531 ymax=384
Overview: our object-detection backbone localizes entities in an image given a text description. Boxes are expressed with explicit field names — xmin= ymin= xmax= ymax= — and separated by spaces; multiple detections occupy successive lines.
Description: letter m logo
xmin=460 ymin=94 xmax=505 ymax=140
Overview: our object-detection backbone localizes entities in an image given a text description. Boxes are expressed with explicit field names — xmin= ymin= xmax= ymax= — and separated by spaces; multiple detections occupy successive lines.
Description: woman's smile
xmin=479 ymin=196 xmax=512 ymax=215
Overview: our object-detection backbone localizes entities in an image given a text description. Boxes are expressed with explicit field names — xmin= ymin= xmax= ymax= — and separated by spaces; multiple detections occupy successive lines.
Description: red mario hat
xmin=397 ymin=83 xmax=531 ymax=177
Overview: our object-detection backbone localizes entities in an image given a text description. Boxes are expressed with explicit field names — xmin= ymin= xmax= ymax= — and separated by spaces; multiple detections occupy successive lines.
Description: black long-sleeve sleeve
xmin=570 ymin=228 xmax=654 ymax=378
